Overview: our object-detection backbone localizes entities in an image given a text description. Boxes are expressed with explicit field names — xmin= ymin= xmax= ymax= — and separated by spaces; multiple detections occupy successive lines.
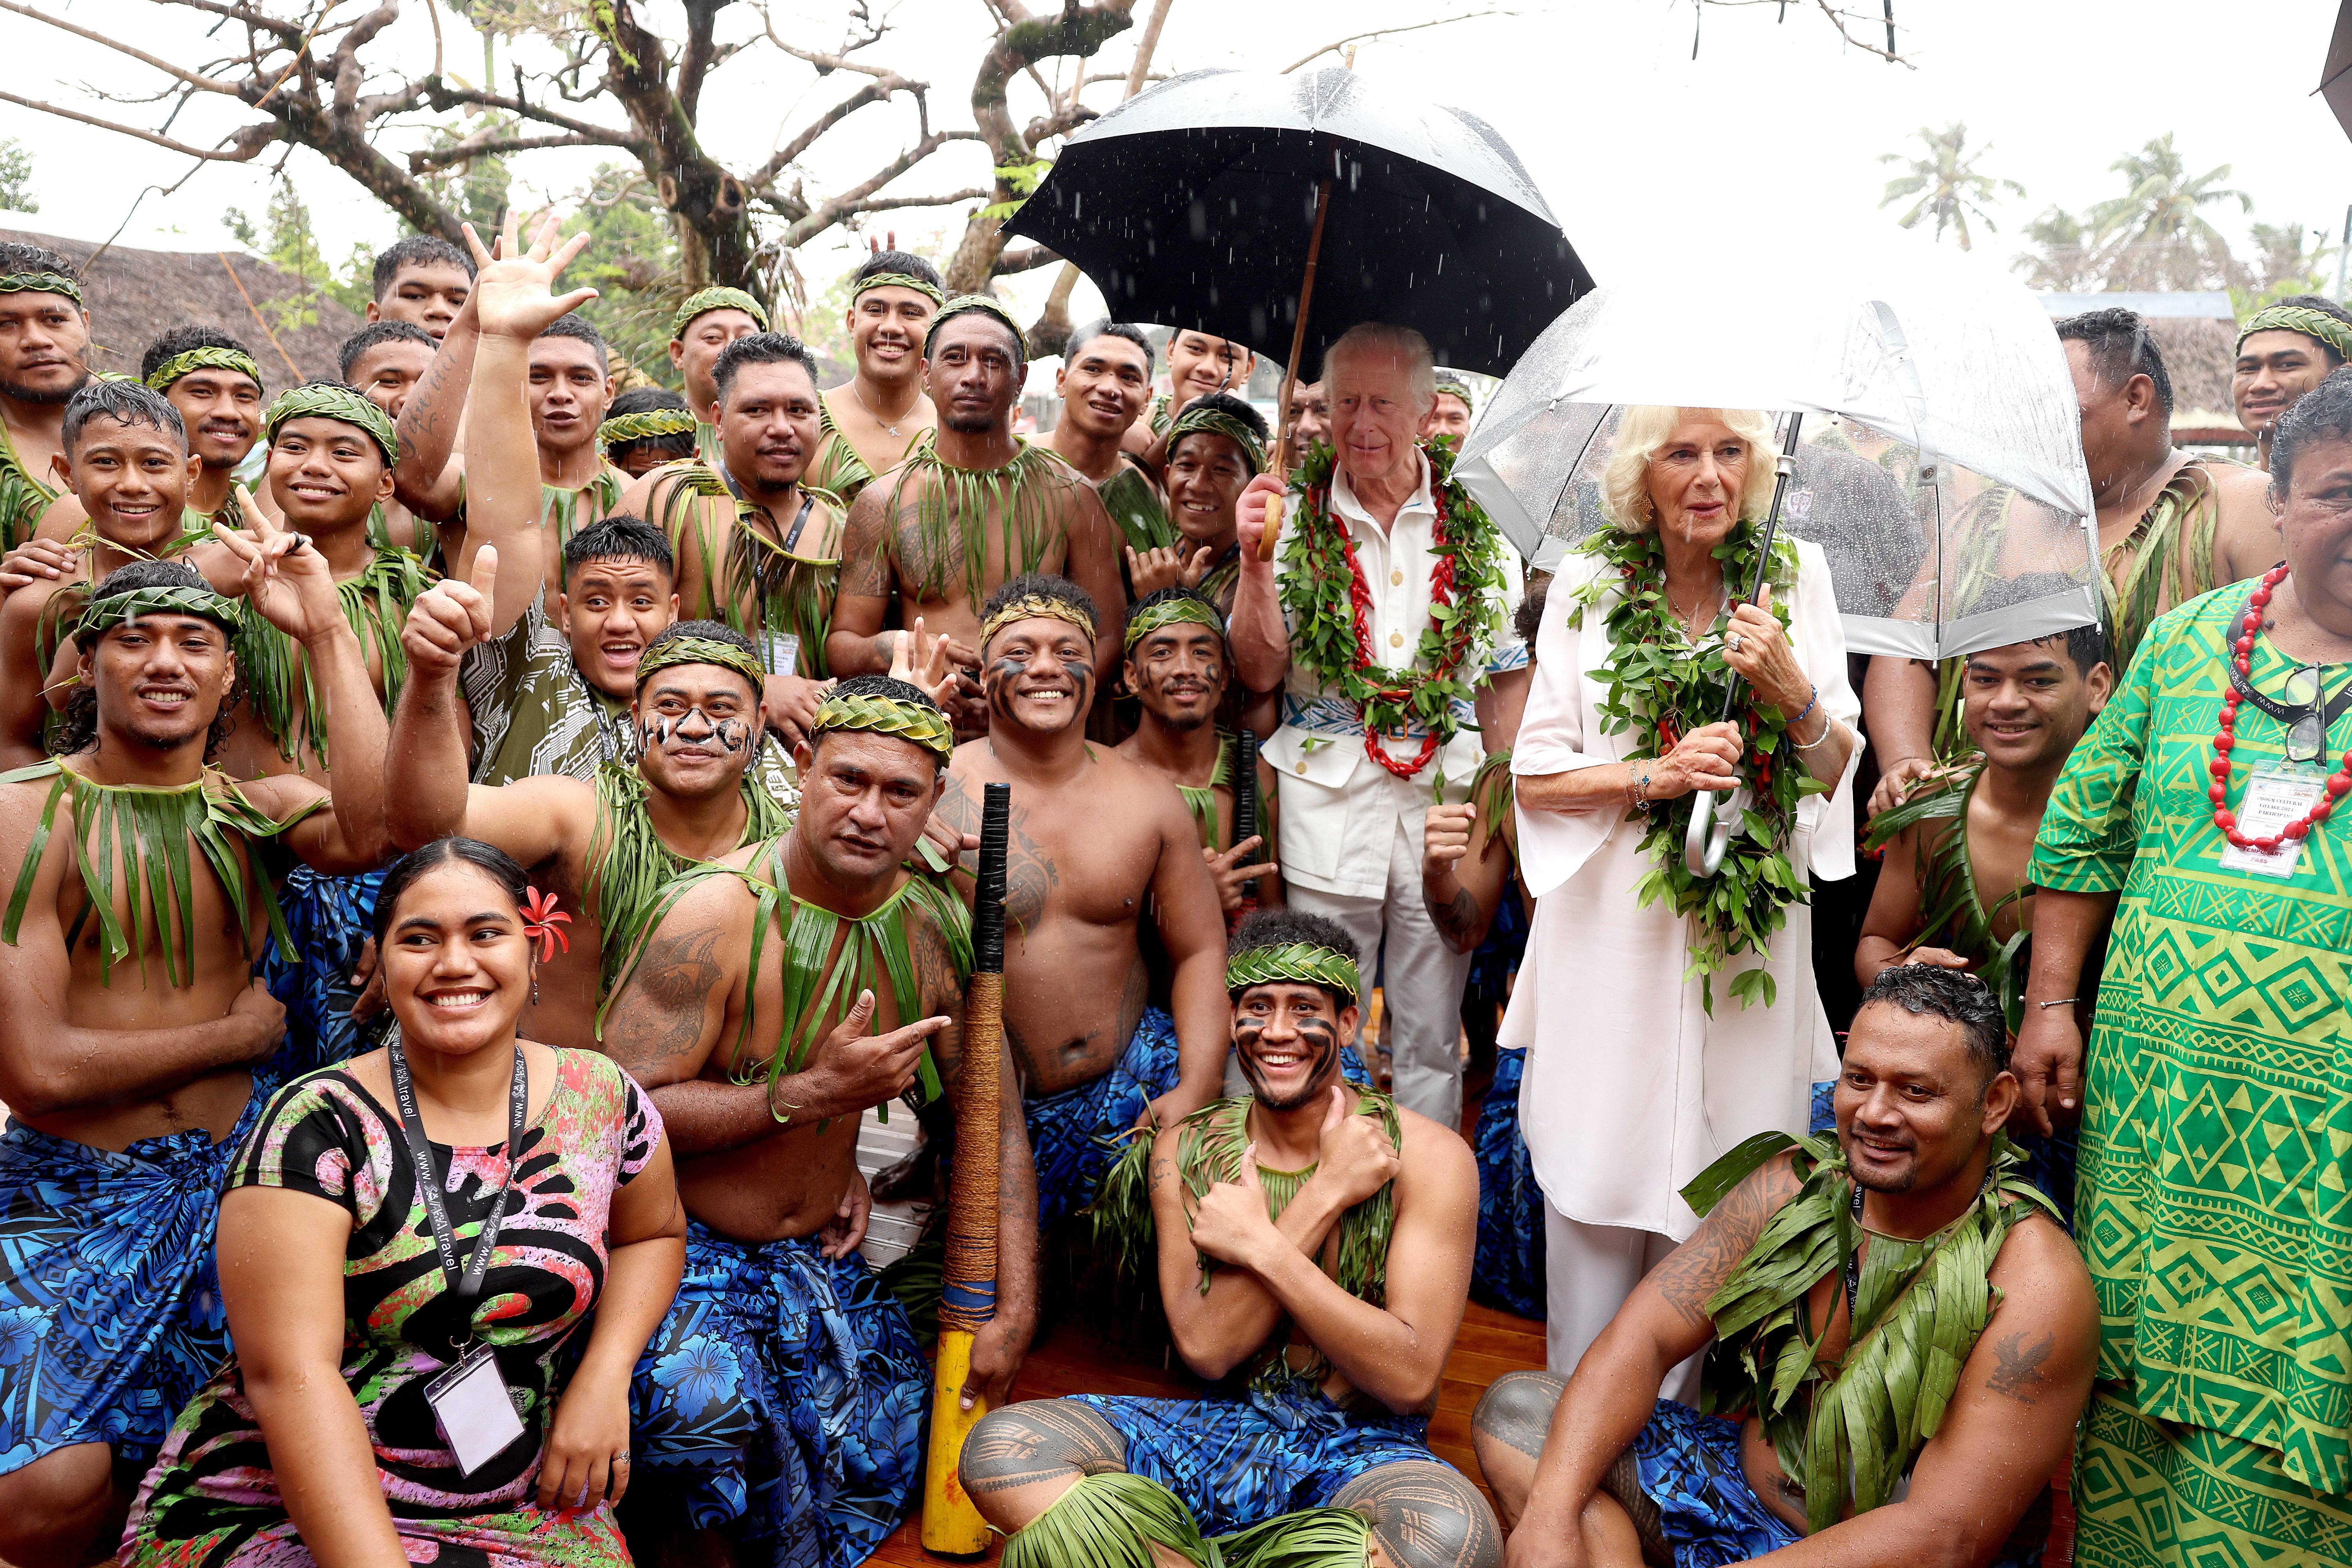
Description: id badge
xmin=760 ymin=631 xmax=800 ymax=678
xmin=423 ymin=1342 xmax=527 ymax=1476
xmin=2218 ymin=765 xmax=2325 ymax=879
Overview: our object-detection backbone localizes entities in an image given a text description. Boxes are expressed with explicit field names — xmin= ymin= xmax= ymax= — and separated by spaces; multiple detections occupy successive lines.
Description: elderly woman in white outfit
xmin=1503 ymin=407 xmax=1861 ymax=1379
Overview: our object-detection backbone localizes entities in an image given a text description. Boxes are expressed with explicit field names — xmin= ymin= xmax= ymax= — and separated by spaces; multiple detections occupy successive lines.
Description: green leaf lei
xmin=236 ymin=546 xmax=436 ymax=767
xmin=1566 ymin=523 xmax=1823 ymax=1011
xmin=584 ymin=760 xmax=792 ymax=998
xmin=1862 ymin=759 xmax=2028 ymax=1032
xmin=1278 ymin=440 xmax=1508 ymax=793
xmin=652 ymin=462 xmax=841 ymax=678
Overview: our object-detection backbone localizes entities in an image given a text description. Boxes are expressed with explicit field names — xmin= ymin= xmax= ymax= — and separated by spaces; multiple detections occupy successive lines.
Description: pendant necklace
xmin=850 ymin=379 xmax=920 ymax=440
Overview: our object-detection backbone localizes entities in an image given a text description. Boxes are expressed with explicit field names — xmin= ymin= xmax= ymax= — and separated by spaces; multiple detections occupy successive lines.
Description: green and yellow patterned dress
xmin=2029 ymin=585 xmax=2352 ymax=1567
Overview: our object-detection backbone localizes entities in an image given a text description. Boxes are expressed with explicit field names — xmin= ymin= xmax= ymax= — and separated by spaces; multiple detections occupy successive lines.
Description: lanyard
xmin=2227 ymin=587 xmax=2352 ymax=731
xmin=1843 ymin=1180 xmax=1864 ymax=1326
xmin=388 ymin=1035 xmax=528 ymax=1333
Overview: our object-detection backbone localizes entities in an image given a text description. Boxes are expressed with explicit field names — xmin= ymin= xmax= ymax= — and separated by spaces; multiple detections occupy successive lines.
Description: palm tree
xmin=2086 ymin=134 xmax=2250 ymax=291
xmin=2013 ymin=208 xmax=2100 ymax=293
xmin=1878 ymin=124 xmax=2025 ymax=251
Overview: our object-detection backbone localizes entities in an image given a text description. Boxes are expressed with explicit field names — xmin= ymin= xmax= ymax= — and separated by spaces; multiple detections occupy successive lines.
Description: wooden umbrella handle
xmin=1261 ymin=173 xmax=1334 ymax=563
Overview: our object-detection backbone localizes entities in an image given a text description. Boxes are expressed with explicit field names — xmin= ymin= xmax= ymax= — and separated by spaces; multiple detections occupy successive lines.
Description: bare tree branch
xmin=407 ymin=132 xmax=637 ymax=175
xmin=0 ymin=0 xmax=245 ymax=95
xmin=780 ymin=130 xmax=986 ymax=246
xmin=0 ymin=87 xmax=256 ymax=161
xmin=751 ymin=72 xmax=928 ymax=187
xmin=992 ymin=244 xmax=1061 ymax=274
xmin=1282 ymin=10 xmax=1524 ymax=74
xmin=1701 ymin=0 xmax=1913 ymax=66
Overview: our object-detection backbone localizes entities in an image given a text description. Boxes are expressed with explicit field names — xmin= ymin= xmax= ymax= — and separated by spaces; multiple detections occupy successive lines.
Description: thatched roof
xmin=0 ymin=227 xmax=363 ymax=393
xmin=2146 ymin=316 xmax=2240 ymax=432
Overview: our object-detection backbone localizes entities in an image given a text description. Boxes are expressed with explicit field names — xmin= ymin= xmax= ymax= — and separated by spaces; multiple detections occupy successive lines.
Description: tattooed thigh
xmin=959 ymin=1400 xmax=1129 ymax=1497
xmin=1598 ymin=1448 xmax=1670 ymax=1568
xmin=1470 ymin=1370 xmax=1566 ymax=1460
xmin=1330 ymin=1459 xmax=1503 ymax=1568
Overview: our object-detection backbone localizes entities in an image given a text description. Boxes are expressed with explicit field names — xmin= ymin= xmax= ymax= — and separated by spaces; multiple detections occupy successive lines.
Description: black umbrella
xmin=1006 ymin=64 xmax=1592 ymax=399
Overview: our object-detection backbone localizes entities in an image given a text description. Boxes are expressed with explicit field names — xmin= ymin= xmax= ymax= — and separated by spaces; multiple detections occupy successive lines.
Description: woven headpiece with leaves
xmin=853 ymin=270 xmax=946 ymax=307
xmin=0 ymin=272 xmax=81 ymax=305
xmin=979 ymin=591 xmax=1095 ymax=650
xmin=2238 ymin=303 xmax=2352 ymax=365
xmin=74 ymin=582 xmax=239 ymax=648
xmin=1123 ymin=593 xmax=1226 ymax=653
xmin=1166 ymin=404 xmax=1267 ymax=476
xmin=266 ymin=383 xmax=397 ymax=465
xmin=147 ymin=346 xmax=264 ymax=395
xmin=1225 ymin=941 xmax=1361 ymax=1003
xmin=599 ymin=408 xmax=698 ymax=444
xmin=669 ymin=286 xmax=769 ymax=341
xmin=809 ymin=688 xmax=954 ymax=759
xmin=634 ymin=632 xmax=768 ymax=692
xmin=925 ymin=294 xmax=1026 ymax=365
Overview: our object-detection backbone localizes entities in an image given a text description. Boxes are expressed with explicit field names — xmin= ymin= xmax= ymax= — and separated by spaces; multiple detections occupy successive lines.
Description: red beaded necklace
xmin=2211 ymin=563 xmax=2352 ymax=851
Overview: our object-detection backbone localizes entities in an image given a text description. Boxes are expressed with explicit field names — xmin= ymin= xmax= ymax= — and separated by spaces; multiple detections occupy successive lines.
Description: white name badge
xmin=424 ymin=1342 xmax=527 ymax=1476
xmin=2218 ymin=769 xmax=2325 ymax=879
xmin=761 ymin=632 xmax=800 ymax=677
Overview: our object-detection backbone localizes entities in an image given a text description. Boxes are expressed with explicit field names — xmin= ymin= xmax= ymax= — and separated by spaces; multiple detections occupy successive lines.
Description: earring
xmin=530 ymin=979 xmax=540 ymax=1006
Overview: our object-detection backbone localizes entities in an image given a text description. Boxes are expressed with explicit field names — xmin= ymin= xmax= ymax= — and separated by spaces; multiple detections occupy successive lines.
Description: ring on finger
xmin=1727 ymin=632 xmax=1744 ymax=652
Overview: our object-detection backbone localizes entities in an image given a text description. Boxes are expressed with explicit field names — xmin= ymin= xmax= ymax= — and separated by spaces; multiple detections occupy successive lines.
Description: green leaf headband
xmin=2237 ymin=303 xmax=2352 ymax=366
xmin=0 ymin=272 xmax=82 ymax=306
xmin=1226 ymin=941 xmax=1361 ymax=1004
xmin=266 ymin=383 xmax=397 ymax=466
xmin=979 ymin=591 xmax=1095 ymax=650
xmin=634 ymin=632 xmax=768 ymax=694
xmin=1166 ymin=404 xmax=1267 ymax=477
xmin=1123 ymin=593 xmax=1226 ymax=654
xmin=599 ymin=408 xmax=699 ymax=445
xmin=925 ymin=294 xmax=1027 ymax=365
xmin=809 ymin=688 xmax=955 ymax=760
xmin=147 ymin=346 xmax=264 ymax=395
xmin=1434 ymin=372 xmax=1475 ymax=408
xmin=72 ymin=582 xmax=239 ymax=648
xmin=670 ymin=286 xmax=770 ymax=342
xmin=853 ymin=270 xmax=946 ymax=307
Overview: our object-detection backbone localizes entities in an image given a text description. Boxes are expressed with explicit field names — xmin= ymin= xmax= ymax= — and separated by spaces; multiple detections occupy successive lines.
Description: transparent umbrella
xmin=1455 ymin=230 xmax=2102 ymax=662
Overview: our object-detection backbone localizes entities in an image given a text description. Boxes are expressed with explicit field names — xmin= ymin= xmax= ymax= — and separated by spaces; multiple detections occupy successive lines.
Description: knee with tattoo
xmin=1471 ymin=1370 xmax=1567 ymax=1461
xmin=959 ymin=1401 xmax=1130 ymax=1506
xmin=1331 ymin=1460 xmax=1505 ymax=1568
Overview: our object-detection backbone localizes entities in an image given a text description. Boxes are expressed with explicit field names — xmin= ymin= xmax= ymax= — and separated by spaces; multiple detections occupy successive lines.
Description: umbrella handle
xmin=1683 ymin=784 xmax=1751 ymax=878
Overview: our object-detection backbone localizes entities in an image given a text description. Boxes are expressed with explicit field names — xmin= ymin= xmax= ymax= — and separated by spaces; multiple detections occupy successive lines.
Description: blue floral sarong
xmin=1807 ymin=1080 xmax=2076 ymax=1229
xmin=1024 ymin=1008 xmax=1184 ymax=1230
xmin=1070 ymin=1377 xmax=1440 ymax=1537
xmin=630 ymin=1221 xmax=926 ymax=1568
xmin=0 ymin=1090 xmax=263 ymax=1474
xmin=256 ymin=864 xmax=389 ymax=1076
xmin=1471 ymin=1045 xmax=1544 ymax=1320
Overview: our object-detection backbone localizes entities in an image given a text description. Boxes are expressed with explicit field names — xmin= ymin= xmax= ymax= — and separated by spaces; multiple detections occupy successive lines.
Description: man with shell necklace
xmin=597 ymin=674 xmax=1035 ymax=1568
xmin=826 ymin=296 xmax=1127 ymax=733
xmin=962 ymin=911 xmax=1502 ymax=1568
xmin=1472 ymin=965 xmax=2094 ymax=1568
xmin=0 ymin=542 xmax=392 ymax=1568
xmin=931 ymin=573 xmax=1230 ymax=1230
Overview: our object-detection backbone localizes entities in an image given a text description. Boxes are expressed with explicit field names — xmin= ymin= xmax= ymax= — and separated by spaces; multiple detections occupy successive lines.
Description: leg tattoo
xmin=1330 ymin=1460 xmax=1504 ymax=1568
xmin=960 ymin=1401 xmax=1129 ymax=1497
xmin=1598 ymin=1448 xmax=1669 ymax=1568
xmin=1472 ymin=1370 xmax=1567 ymax=1460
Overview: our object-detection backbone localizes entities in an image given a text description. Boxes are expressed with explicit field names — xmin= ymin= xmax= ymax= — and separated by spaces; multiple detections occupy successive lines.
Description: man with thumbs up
xmin=959 ymin=910 xmax=1504 ymax=1568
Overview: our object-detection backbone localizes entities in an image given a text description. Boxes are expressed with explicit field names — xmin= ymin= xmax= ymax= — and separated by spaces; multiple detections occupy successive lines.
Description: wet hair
xmin=0 ymin=242 xmax=77 ymax=288
xmin=2269 ymin=365 xmax=2352 ymax=506
xmin=1063 ymin=318 xmax=1152 ymax=366
xmin=338 ymin=319 xmax=437 ymax=383
xmin=1122 ymin=585 xmax=1226 ymax=655
xmin=536 ymin=312 xmax=608 ymax=374
xmin=1513 ymin=577 xmax=1548 ymax=652
xmin=369 ymin=836 xmax=532 ymax=946
xmin=1171 ymin=389 xmax=1269 ymax=448
xmin=1228 ymin=909 xmax=1361 ymax=1008
xmin=851 ymin=250 xmax=944 ymax=293
xmin=54 ymin=561 xmax=238 ymax=761
xmin=62 ymin=379 xmax=186 ymax=452
xmin=563 ymin=514 xmax=675 ymax=584
xmin=603 ymin=386 xmax=696 ymax=466
xmin=141 ymin=325 xmax=258 ymax=385
xmin=636 ymin=619 xmax=763 ymax=701
xmin=2259 ymin=294 xmax=2352 ymax=366
xmin=810 ymin=673 xmax=950 ymax=771
xmin=2056 ymin=307 xmax=2173 ymax=419
xmin=713 ymin=331 xmax=822 ymax=407
xmin=371 ymin=234 xmax=476 ymax=299
xmin=980 ymin=572 xmax=1100 ymax=640
xmin=1853 ymin=963 xmax=2009 ymax=1089
xmin=1964 ymin=572 xmax=2110 ymax=675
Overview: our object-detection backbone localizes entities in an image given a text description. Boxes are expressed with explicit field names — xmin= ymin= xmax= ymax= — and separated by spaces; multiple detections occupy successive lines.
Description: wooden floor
xmin=864 ymin=1298 xmax=1546 ymax=1566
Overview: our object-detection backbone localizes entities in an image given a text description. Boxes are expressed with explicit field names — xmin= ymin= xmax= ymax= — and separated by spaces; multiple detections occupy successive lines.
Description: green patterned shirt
xmin=2029 ymin=585 xmax=2352 ymax=1494
xmin=460 ymin=602 xmax=631 ymax=786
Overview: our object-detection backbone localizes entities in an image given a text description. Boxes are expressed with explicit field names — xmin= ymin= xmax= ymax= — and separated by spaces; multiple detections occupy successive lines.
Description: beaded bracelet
xmin=1788 ymin=684 xmax=1819 ymax=729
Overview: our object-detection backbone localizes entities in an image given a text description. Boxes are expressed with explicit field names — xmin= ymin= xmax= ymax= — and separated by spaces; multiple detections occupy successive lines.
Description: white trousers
xmin=1544 ymin=1205 xmax=1703 ymax=1405
xmin=1286 ymin=813 xmax=1474 ymax=1128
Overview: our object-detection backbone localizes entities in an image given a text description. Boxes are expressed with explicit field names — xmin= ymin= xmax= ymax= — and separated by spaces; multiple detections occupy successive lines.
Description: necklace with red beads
xmin=2212 ymin=563 xmax=2352 ymax=852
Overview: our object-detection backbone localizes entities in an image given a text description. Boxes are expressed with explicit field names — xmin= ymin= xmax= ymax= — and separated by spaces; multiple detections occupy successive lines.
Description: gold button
xmin=1294 ymin=760 xmax=1308 ymax=774
xmin=1390 ymin=631 xmax=1404 ymax=648
xmin=1390 ymin=569 xmax=1404 ymax=586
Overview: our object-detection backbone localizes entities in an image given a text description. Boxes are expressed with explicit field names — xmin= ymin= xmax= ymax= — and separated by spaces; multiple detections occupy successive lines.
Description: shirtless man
xmin=1425 ymin=371 xmax=1475 ymax=441
xmin=0 ymin=546 xmax=388 ymax=1567
xmin=365 ymin=234 xmax=474 ymax=341
xmin=1866 ymin=306 xmax=2274 ymax=811
xmin=1127 ymin=326 xmax=1258 ymax=468
xmin=1474 ymin=964 xmax=2094 ymax=1568
xmin=826 ymin=297 xmax=1125 ymax=723
xmin=0 ymin=243 xmax=93 ymax=552
xmin=963 ymin=911 xmax=1501 ymax=1568
xmin=342 ymin=320 xmax=439 ymax=420
xmin=1041 ymin=318 xmax=1167 ymax=557
xmin=1283 ymin=377 xmax=1330 ymax=471
xmin=667 ymin=285 xmax=769 ymax=466
xmin=811 ymin=251 xmax=944 ymax=503
xmin=935 ymin=573 xmax=1228 ymax=1226
xmin=2231 ymin=293 xmax=2352 ymax=470
xmin=599 ymin=675 xmax=1035 ymax=1568
xmin=1127 ymin=390 xmax=1269 ymax=617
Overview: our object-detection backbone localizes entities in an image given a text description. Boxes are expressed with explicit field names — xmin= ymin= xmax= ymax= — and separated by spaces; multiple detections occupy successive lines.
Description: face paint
xmin=641 ymin=705 xmax=750 ymax=754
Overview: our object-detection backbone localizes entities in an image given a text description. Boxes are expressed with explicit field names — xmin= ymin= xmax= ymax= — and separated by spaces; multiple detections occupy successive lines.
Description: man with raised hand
xmin=964 ymin=911 xmax=1499 ymax=1568
xmin=599 ymin=673 xmax=1034 ymax=1568
xmin=1474 ymin=965 xmax=2093 ymax=1568
xmin=0 ymin=537 xmax=391 ymax=1568
xmin=810 ymin=251 xmax=944 ymax=504
xmin=0 ymin=243 xmax=94 ymax=552
xmin=1232 ymin=320 xmax=1526 ymax=1125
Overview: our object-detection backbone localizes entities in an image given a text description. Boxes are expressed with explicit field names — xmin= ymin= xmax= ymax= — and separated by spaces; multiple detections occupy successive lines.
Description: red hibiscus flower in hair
xmin=520 ymin=887 xmax=572 ymax=962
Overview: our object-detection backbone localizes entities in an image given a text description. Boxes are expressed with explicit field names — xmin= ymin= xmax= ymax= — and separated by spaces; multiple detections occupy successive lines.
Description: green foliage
xmin=980 ymin=159 xmax=1053 ymax=223
xmin=2230 ymin=222 xmax=2341 ymax=315
xmin=1877 ymin=123 xmax=2023 ymax=252
xmin=560 ymin=164 xmax=683 ymax=386
xmin=225 ymin=178 xmax=376 ymax=332
xmin=0 ymin=137 xmax=37 ymax=215
xmin=419 ymin=114 xmax=515 ymax=237
xmin=2013 ymin=133 xmax=2253 ymax=293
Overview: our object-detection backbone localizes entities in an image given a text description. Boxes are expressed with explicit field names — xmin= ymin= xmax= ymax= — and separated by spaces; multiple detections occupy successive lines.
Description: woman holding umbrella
xmin=1505 ymin=406 xmax=1858 ymax=1378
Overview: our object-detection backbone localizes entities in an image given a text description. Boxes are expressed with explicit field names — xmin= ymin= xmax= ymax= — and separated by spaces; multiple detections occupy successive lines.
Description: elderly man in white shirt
xmin=1232 ymin=322 xmax=1526 ymax=1127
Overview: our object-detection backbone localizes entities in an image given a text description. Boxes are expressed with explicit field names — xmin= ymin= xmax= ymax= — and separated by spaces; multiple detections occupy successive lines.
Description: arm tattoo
xmin=1425 ymin=883 xmax=1482 ymax=946
xmin=1329 ymin=1459 xmax=1505 ymax=1568
xmin=1645 ymin=1166 xmax=1788 ymax=1327
xmin=1984 ymin=1330 xmax=2056 ymax=1405
xmin=837 ymin=490 xmax=895 ymax=597
xmin=615 ymin=922 xmax=723 ymax=1073
xmin=958 ymin=1401 xmax=1128 ymax=1496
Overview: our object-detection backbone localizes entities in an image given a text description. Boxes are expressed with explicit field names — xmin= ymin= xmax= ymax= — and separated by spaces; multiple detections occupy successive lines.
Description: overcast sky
xmin=5 ymin=0 xmax=2349 ymax=337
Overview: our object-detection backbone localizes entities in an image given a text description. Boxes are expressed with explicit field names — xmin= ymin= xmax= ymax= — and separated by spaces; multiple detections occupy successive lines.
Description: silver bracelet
xmin=2036 ymin=997 xmax=2081 ymax=1010
xmin=1792 ymin=713 xmax=1838 ymax=753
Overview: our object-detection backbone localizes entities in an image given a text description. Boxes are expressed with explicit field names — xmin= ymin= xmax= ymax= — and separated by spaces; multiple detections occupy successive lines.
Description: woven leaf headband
xmin=634 ymin=632 xmax=768 ymax=691
xmin=1166 ymin=404 xmax=1267 ymax=476
xmin=266 ymin=383 xmax=397 ymax=465
xmin=854 ymin=270 xmax=946 ymax=307
xmin=0 ymin=271 xmax=82 ymax=305
xmin=670 ymin=286 xmax=769 ymax=341
xmin=2237 ymin=303 xmax=2352 ymax=366
xmin=599 ymin=408 xmax=698 ymax=444
xmin=979 ymin=592 xmax=1095 ymax=650
xmin=147 ymin=346 xmax=264 ymax=395
xmin=925 ymin=294 xmax=1027 ymax=365
xmin=1123 ymin=593 xmax=1226 ymax=653
xmin=809 ymin=688 xmax=955 ymax=759
xmin=1226 ymin=942 xmax=1361 ymax=1003
xmin=73 ymin=582 xmax=239 ymax=647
